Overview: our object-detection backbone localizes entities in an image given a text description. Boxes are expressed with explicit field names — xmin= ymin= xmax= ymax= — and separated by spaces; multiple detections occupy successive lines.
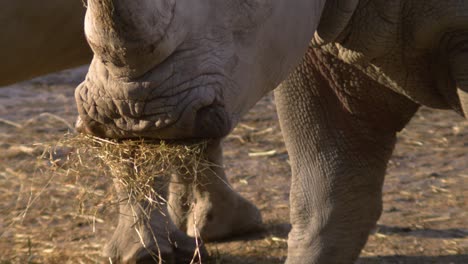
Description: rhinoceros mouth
xmin=75 ymin=70 xmax=233 ymax=140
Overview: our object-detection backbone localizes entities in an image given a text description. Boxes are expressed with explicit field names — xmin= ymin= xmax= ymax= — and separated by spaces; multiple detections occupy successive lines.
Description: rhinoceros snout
xmin=74 ymin=101 xmax=232 ymax=140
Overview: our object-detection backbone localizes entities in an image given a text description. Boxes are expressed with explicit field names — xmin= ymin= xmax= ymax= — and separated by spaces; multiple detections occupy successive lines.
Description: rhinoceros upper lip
xmin=76 ymin=71 xmax=225 ymax=137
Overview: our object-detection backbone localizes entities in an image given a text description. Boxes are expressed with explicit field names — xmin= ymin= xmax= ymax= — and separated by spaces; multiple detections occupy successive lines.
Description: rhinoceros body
xmin=0 ymin=0 xmax=91 ymax=86
xmin=4 ymin=1 xmax=468 ymax=263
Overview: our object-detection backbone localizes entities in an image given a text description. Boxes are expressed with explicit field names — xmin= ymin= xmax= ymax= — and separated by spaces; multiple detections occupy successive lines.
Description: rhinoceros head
xmin=75 ymin=0 xmax=326 ymax=139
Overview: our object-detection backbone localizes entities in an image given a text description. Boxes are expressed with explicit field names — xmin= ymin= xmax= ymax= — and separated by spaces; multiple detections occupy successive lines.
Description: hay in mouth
xmin=47 ymin=133 xmax=212 ymax=210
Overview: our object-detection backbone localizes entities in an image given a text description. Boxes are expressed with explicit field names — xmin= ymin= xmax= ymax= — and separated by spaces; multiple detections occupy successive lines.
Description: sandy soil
xmin=0 ymin=68 xmax=466 ymax=264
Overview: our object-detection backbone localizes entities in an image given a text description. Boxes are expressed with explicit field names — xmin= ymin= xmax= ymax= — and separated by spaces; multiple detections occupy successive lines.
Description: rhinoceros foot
xmin=188 ymin=192 xmax=263 ymax=242
xmin=168 ymin=180 xmax=263 ymax=242
xmin=103 ymin=197 xmax=209 ymax=264
xmin=103 ymin=224 xmax=208 ymax=264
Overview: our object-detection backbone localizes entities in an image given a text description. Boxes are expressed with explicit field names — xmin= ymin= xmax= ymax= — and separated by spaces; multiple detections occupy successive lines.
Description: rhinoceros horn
xmin=85 ymin=0 xmax=177 ymax=78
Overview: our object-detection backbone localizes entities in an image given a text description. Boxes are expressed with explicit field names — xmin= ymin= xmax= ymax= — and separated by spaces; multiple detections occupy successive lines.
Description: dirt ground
xmin=0 ymin=68 xmax=466 ymax=264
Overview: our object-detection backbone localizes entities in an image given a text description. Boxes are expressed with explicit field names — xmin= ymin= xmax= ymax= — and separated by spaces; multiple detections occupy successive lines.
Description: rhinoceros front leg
xmin=275 ymin=48 xmax=418 ymax=263
xmin=104 ymin=177 xmax=207 ymax=264
xmin=167 ymin=139 xmax=263 ymax=241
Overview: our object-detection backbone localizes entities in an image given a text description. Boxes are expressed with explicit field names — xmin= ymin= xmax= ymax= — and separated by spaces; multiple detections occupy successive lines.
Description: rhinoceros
xmin=74 ymin=1 xmax=468 ymax=263
xmin=0 ymin=1 xmax=91 ymax=86
xmin=4 ymin=0 xmax=467 ymax=263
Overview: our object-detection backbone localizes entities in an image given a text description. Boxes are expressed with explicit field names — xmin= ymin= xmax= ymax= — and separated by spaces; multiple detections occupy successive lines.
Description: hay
xmin=46 ymin=134 xmax=213 ymax=263
xmin=45 ymin=133 xmax=211 ymax=212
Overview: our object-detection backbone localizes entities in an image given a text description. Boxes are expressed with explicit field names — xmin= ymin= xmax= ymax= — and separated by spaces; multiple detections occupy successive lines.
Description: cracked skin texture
xmin=275 ymin=1 xmax=468 ymax=263
xmin=276 ymin=46 xmax=419 ymax=263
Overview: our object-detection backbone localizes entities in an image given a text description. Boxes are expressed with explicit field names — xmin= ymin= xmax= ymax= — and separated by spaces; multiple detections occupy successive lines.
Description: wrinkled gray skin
xmin=73 ymin=0 xmax=468 ymax=263
xmin=0 ymin=1 xmax=91 ymax=86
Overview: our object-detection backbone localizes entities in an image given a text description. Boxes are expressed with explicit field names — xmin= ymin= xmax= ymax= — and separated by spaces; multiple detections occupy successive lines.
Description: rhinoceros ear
xmin=85 ymin=0 xmax=178 ymax=78
xmin=312 ymin=0 xmax=359 ymax=47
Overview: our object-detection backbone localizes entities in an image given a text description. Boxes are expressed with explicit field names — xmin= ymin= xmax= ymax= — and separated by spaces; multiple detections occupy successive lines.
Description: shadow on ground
xmin=358 ymin=255 xmax=468 ymax=264
xmin=207 ymin=253 xmax=468 ymax=264
xmin=206 ymin=223 xmax=468 ymax=264
xmin=377 ymin=225 xmax=468 ymax=239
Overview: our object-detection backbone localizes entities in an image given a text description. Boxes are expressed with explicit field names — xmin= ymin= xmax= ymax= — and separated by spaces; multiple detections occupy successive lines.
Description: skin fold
xmin=4 ymin=0 xmax=467 ymax=263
